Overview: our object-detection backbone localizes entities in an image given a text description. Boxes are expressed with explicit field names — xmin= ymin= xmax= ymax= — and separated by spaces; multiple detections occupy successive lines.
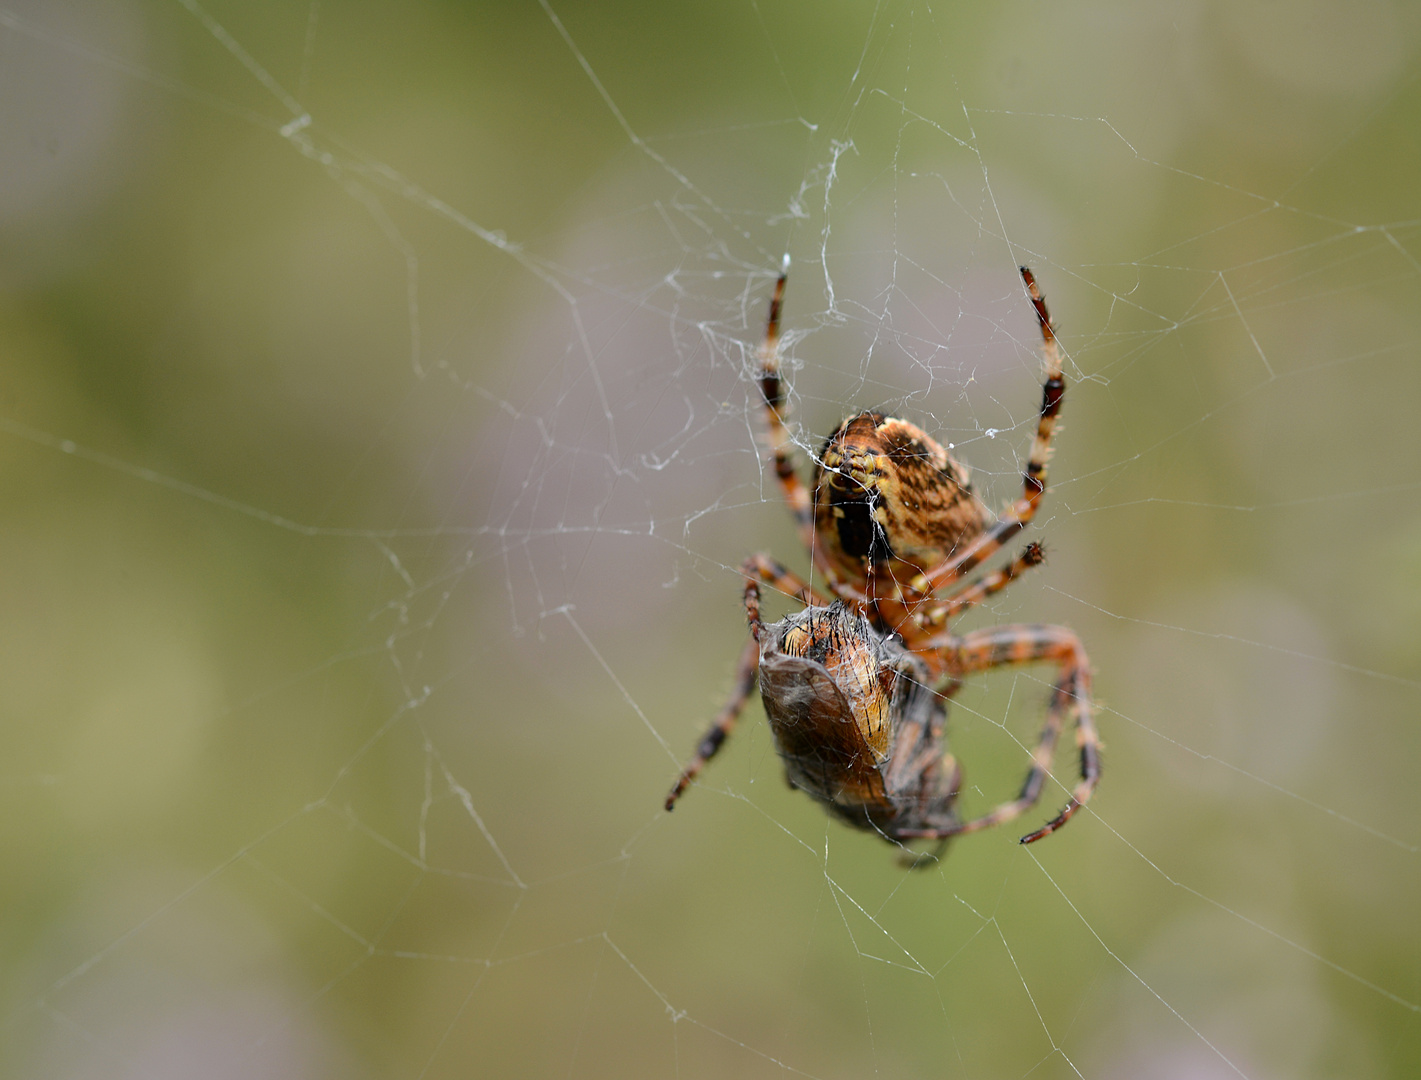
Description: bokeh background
xmin=3 ymin=1 xmax=1419 ymax=1077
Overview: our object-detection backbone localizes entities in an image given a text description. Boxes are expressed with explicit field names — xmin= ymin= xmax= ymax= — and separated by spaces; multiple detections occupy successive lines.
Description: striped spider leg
xmin=664 ymin=554 xmax=828 ymax=811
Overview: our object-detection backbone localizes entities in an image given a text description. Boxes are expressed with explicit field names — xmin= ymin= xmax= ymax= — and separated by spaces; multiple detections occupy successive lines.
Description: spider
xmin=665 ymin=264 xmax=1100 ymax=851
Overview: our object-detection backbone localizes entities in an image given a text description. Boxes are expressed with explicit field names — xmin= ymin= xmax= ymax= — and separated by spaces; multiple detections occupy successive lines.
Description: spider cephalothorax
xmin=666 ymin=265 xmax=1099 ymax=854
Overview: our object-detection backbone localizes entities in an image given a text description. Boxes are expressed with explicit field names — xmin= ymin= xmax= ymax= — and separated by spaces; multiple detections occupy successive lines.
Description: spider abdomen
xmin=813 ymin=412 xmax=989 ymax=588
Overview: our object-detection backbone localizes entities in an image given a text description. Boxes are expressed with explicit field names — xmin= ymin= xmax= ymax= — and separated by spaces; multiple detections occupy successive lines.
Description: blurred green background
xmin=2 ymin=1 xmax=1419 ymax=1077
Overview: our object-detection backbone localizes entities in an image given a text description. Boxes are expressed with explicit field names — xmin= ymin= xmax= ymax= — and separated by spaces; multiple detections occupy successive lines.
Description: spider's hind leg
xmin=889 ymin=623 xmax=1099 ymax=844
xmin=664 ymin=554 xmax=830 ymax=811
xmin=664 ymin=634 xmax=760 ymax=811
xmin=952 ymin=623 xmax=1099 ymax=843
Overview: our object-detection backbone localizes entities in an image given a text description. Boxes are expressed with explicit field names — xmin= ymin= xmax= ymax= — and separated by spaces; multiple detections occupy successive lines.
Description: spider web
xmin=3 ymin=1 xmax=1420 ymax=1077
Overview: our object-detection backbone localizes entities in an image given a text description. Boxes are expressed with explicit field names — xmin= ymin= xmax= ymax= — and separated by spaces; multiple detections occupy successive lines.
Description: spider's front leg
xmin=753 ymin=262 xmax=866 ymax=607
xmin=755 ymin=264 xmax=816 ymax=552
xmin=911 ymin=267 xmax=1066 ymax=597
xmin=664 ymin=554 xmax=829 ymax=811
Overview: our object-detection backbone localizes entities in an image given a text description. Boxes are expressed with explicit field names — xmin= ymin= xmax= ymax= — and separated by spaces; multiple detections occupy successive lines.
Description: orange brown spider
xmin=665 ymin=265 xmax=1100 ymax=852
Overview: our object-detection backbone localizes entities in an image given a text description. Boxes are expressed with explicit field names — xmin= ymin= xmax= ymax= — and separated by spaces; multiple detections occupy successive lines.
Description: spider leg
xmin=664 ymin=556 xmax=829 ymax=811
xmin=865 ymin=542 xmax=1045 ymax=664
xmin=754 ymin=264 xmax=869 ymax=607
xmin=910 ymin=268 xmax=1065 ymax=596
xmin=756 ymin=265 xmax=818 ymax=554
xmin=878 ymin=661 xmax=961 ymax=869
xmin=920 ymin=541 xmax=1046 ymax=632
xmin=741 ymin=552 xmax=831 ymax=608
xmin=664 ymin=634 xmax=760 ymax=811
xmin=894 ymin=623 xmax=1099 ymax=843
